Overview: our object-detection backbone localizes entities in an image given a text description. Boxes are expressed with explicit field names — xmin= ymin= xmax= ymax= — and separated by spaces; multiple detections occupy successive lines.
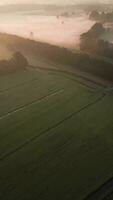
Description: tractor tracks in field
xmin=0 ymin=76 xmax=40 ymax=94
xmin=0 ymin=93 xmax=106 ymax=163
xmin=0 ymin=88 xmax=64 ymax=121
xmin=83 ymin=176 xmax=113 ymax=200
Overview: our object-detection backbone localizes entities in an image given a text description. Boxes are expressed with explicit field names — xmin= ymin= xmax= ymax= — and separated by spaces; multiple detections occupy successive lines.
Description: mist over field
xmin=0 ymin=7 xmax=94 ymax=48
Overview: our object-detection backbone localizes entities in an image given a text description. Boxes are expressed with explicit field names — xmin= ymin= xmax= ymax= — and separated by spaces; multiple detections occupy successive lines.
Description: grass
xmin=0 ymin=68 xmax=113 ymax=200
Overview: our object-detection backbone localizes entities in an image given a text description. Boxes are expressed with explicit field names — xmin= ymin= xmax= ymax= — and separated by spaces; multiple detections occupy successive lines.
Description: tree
xmin=10 ymin=52 xmax=28 ymax=68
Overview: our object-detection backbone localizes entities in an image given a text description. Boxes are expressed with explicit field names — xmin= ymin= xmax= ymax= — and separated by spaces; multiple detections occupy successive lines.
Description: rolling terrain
xmin=0 ymin=66 xmax=113 ymax=200
xmin=1 ymin=34 xmax=113 ymax=199
xmin=0 ymin=32 xmax=113 ymax=84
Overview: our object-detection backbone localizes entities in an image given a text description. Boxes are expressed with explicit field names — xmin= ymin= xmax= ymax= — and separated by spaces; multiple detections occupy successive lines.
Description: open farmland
xmin=0 ymin=68 xmax=113 ymax=200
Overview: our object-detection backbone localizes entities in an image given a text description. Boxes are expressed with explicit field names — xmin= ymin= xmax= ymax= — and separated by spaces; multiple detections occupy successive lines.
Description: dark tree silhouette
xmin=10 ymin=52 xmax=28 ymax=68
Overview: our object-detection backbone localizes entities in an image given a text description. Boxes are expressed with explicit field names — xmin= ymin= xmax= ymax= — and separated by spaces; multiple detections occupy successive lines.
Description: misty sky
xmin=0 ymin=0 xmax=112 ymax=5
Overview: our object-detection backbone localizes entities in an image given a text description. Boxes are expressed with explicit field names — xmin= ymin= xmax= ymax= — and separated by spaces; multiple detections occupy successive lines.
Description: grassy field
xmin=0 ymin=68 xmax=113 ymax=200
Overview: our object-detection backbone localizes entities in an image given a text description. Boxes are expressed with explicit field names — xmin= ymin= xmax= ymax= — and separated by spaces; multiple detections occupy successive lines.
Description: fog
xmin=0 ymin=0 xmax=113 ymax=5
xmin=0 ymin=45 xmax=13 ymax=60
xmin=0 ymin=10 xmax=94 ymax=49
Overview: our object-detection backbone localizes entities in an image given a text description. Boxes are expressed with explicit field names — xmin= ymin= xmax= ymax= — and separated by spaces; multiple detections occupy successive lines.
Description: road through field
xmin=25 ymin=51 xmax=113 ymax=88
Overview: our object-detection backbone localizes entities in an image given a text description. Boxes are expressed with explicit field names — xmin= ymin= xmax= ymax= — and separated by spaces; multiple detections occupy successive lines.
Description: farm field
xmin=0 ymin=68 xmax=113 ymax=200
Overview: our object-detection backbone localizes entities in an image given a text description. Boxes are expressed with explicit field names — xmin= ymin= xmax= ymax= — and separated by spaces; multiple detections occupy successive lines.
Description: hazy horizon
xmin=0 ymin=0 xmax=111 ymax=49
xmin=0 ymin=0 xmax=113 ymax=5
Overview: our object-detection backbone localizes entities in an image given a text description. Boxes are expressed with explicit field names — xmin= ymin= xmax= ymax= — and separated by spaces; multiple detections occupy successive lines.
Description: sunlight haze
xmin=0 ymin=0 xmax=113 ymax=5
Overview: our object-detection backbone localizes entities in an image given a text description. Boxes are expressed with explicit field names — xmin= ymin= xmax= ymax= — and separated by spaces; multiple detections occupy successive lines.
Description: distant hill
xmin=0 ymin=32 xmax=113 ymax=81
xmin=89 ymin=10 xmax=113 ymax=22
xmin=0 ymin=4 xmax=79 ymax=14
xmin=0 ymin=4 xmax=47 ymax=13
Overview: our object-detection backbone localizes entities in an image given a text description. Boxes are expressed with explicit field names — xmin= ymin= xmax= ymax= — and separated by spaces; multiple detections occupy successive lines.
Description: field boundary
xmin=30 ymin=65 xmax=103 ymax=90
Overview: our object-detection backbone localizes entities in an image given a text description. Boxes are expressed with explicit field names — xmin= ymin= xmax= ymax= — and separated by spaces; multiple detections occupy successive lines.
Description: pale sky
xmin=0 ymin=0 xmax=112 ymax=5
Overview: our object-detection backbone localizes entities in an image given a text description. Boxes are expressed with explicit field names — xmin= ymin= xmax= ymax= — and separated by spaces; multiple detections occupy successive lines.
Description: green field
xmin=0 ymin=68 xmax=113 ymax=200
